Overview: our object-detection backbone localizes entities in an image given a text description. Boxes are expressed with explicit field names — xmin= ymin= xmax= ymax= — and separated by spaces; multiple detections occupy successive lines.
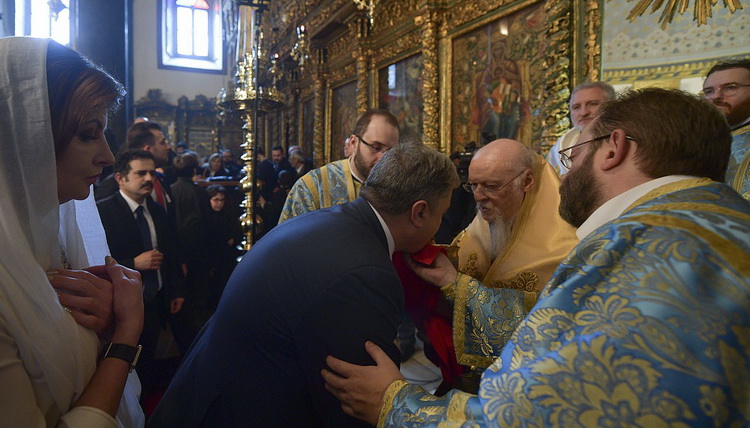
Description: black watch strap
xmin=101 ymin=343 xmax=142 ymax=372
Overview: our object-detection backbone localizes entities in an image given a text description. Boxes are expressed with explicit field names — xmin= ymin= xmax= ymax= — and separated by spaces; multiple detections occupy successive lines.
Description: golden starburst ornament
xmin=624 ymin=0 xmax=744 ymax=29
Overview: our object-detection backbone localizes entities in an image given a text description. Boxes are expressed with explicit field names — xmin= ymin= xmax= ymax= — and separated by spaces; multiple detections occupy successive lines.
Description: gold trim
xmin=342 ymin=158 xmax=358 ymax=202
xmin=602 ymin=58 xmax=736 ymax=85
xmin=627 ymin=178 xmax=712 ymax=211
xmin=642 ymin=202 xmax=750 ymax=224
xmin=445 ymin=392 xmax=472 ymax=422
xmin=377 ymin=379 xmax=409 ymax=428
xmin=300 ymin=173 xmax=322 ymax=209
xmin=441 ymin=0 xmax=539 ymax=37
xmin=452 ymin=272 xmax=494 ymax=368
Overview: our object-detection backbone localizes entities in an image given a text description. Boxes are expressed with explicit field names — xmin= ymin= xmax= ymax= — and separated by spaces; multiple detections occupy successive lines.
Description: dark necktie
xmin=135 ymin=206 xmax=159 ymax=300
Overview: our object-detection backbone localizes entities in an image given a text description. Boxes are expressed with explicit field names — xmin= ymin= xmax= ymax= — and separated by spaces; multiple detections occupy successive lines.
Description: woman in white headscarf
xmin=0 ymin=37 xmax=145 ymax=427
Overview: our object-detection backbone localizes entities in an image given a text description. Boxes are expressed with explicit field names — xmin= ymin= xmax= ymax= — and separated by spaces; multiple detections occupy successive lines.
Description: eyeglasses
xmin=558 ymin=133 xmax=636 ymax=169
xmin=701 ymin=83 xmax=750 ymax=99
xmin=463 ymin=170 xmax=525 ymax=194
xmin=354 ymin=134 xmax=390 ymax=154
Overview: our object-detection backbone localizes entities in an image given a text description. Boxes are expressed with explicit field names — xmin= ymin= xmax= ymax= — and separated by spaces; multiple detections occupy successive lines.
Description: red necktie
xmin=152 ymin=177 xmax=166 ymax=208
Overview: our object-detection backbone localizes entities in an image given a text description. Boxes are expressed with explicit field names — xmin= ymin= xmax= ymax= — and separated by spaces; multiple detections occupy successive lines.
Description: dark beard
xmin=559 ymin=149 xmax=601 ymax=228
xmin=353 ymin=144 xmax=371 ymax=179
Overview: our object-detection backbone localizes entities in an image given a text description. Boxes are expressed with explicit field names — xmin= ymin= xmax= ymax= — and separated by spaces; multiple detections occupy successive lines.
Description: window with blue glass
xmin=159 ymin=0 xmax=224 ymax=73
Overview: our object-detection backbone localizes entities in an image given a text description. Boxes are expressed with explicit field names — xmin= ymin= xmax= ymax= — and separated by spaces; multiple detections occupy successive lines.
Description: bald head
xmin=468 ymin=139 xmax=535 ymax=224
xmin=473 ymin=139 xmax=535 ymax=169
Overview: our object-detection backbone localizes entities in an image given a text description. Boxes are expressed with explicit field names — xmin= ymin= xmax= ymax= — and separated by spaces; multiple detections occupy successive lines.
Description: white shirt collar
xmin=119 ymin=190 xmax=148 ymax=214
xmin=576 ymin=175 xmax=696 ymax=240
xmin=366 ymin=201 xmax=395 ymax=256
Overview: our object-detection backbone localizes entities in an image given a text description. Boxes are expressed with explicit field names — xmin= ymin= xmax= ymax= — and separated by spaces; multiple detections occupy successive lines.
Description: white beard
xmin=488 ymin=218 xmax=513 ymax=261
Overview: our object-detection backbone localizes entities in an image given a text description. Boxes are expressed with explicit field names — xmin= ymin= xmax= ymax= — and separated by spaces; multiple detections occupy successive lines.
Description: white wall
xmin=132 ymin=0 xmax=230 ymax=105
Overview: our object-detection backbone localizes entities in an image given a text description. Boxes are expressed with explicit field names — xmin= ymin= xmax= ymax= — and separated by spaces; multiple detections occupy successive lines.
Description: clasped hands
xmin=48 ymin=257 xmax=144 ymax=343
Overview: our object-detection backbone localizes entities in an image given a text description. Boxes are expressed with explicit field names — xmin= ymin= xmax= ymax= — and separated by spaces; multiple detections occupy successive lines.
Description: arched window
xmin=159 ymin=0 xmax=224 ymax=73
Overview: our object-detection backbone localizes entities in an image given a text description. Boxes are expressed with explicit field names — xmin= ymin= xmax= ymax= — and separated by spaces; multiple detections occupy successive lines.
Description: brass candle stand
xmin=218 ymin=0 xmax=283 ymax=252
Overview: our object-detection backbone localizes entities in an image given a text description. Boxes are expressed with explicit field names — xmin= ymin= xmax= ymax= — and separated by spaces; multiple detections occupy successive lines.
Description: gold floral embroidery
xmin=527 ymin=335 xmax=695 ymax=427
xmin=480 ymin=371 xmax=541 ymax=427
xmin=460 ymin=252 xmax=483 ymax=281
xmin=698 ymin=385 xmax=729 ymax=427
xmin=486 ymin=271 xmax=539 ymax=292
xmin=576 ymin=295 xmax=643 ymax=339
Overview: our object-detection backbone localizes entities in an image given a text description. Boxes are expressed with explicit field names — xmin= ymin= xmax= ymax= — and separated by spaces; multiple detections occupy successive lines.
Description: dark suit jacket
xmin=96 ymin=192 xmax=185 ymax=304
xmin=150 ymin=198 xmax=403 ymax=428
xmin=170 ymin=177 xmax=213 ymax=265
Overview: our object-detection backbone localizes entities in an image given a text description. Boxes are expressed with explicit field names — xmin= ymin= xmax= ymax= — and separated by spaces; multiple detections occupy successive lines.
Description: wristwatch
xmin=101 ymin=343 xmax=142 ymax=372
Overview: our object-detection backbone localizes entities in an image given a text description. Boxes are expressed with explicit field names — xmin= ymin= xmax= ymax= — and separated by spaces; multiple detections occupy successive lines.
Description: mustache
xmin=141 ymin=183 xmax=153 ymax=190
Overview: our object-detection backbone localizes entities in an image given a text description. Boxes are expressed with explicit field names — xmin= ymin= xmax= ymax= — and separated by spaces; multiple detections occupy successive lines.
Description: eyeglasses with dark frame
xmin=462 ymin=169 xmax=526 ymax=194
xmin=701 ymin=83 xmax=750 ymax=99
xmin=353 ymin=134 xmax=390 ymax=154
xmin=558 ymin=133 xmax=637 ymax=169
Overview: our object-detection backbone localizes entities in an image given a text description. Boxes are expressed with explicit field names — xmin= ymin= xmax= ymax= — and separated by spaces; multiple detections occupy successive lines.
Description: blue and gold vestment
xmin=278 ymin=159 xmax=361 ymax=223
xmin=380 ymin=179 xmax=750 ymax=427
xmin=727 ymin=121 xmax=750 ymax=201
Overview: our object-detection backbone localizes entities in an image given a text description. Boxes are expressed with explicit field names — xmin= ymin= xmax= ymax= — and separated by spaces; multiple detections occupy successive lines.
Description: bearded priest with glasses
xmin=702 ymin=58 xmax=750 ymax=200
xmin=278 ymin=109 xmax=400 ymax=223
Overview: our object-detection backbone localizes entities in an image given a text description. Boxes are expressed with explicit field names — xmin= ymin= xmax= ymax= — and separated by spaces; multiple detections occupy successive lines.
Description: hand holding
xmin=104 ymin=257 xmax=144 ymax=345
xmin=134 ymin=249 xmax=164 ymax=271
xmin=49 ymin=268 xmax=115 ymax=339
xmin=406 ymin=252 xmax=457 ymax=288
xmin=321 ymin=341 xmax=404 ymax=425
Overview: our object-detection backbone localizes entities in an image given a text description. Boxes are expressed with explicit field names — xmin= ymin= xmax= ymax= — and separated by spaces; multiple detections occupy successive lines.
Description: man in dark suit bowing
xmin=96 ymin=150 xmax=187 ymax=401
xmin=150 ymin=143 xmax=460 ymax=427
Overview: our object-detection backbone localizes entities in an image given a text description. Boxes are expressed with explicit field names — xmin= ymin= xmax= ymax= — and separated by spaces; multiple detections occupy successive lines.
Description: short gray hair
xmin=361 ymin=143 xmax=459 ymax=215
xmin=289 ymin=150 xmax=305 ymax=164
xmin=571 ymin=81 xmax=616 ymax=102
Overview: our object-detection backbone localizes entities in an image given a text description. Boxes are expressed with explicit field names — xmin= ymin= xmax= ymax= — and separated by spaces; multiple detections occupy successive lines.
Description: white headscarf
xmin=0 ymin=37 xmax=143 ymax=427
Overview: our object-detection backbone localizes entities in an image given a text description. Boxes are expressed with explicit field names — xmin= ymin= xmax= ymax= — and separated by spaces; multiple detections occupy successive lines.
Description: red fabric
xmin=394 ymin=247 xmax=466 ymax=384
xmin=152 ymin=177 xmax=166 ymax=208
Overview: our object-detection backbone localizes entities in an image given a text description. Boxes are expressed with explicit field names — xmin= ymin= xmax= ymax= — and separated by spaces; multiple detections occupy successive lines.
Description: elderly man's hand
xmin=406 ymin=252 xmax=458 ymax=288
xmin=322 ymin=341 xmax=405 ymax=426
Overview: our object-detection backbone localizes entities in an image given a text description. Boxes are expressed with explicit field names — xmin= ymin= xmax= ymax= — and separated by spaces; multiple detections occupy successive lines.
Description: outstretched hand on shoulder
xmin=321 ymin=341 xmax=405 ymax=426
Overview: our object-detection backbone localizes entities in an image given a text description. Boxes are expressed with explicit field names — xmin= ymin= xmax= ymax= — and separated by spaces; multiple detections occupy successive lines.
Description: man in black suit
xmin=95 ymin=121 xmax=174 ymax=208
xmin=96 ymin=150 xmax=187 ymax=399
xmin=150 ymin=143 xmax=459 ymax=427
